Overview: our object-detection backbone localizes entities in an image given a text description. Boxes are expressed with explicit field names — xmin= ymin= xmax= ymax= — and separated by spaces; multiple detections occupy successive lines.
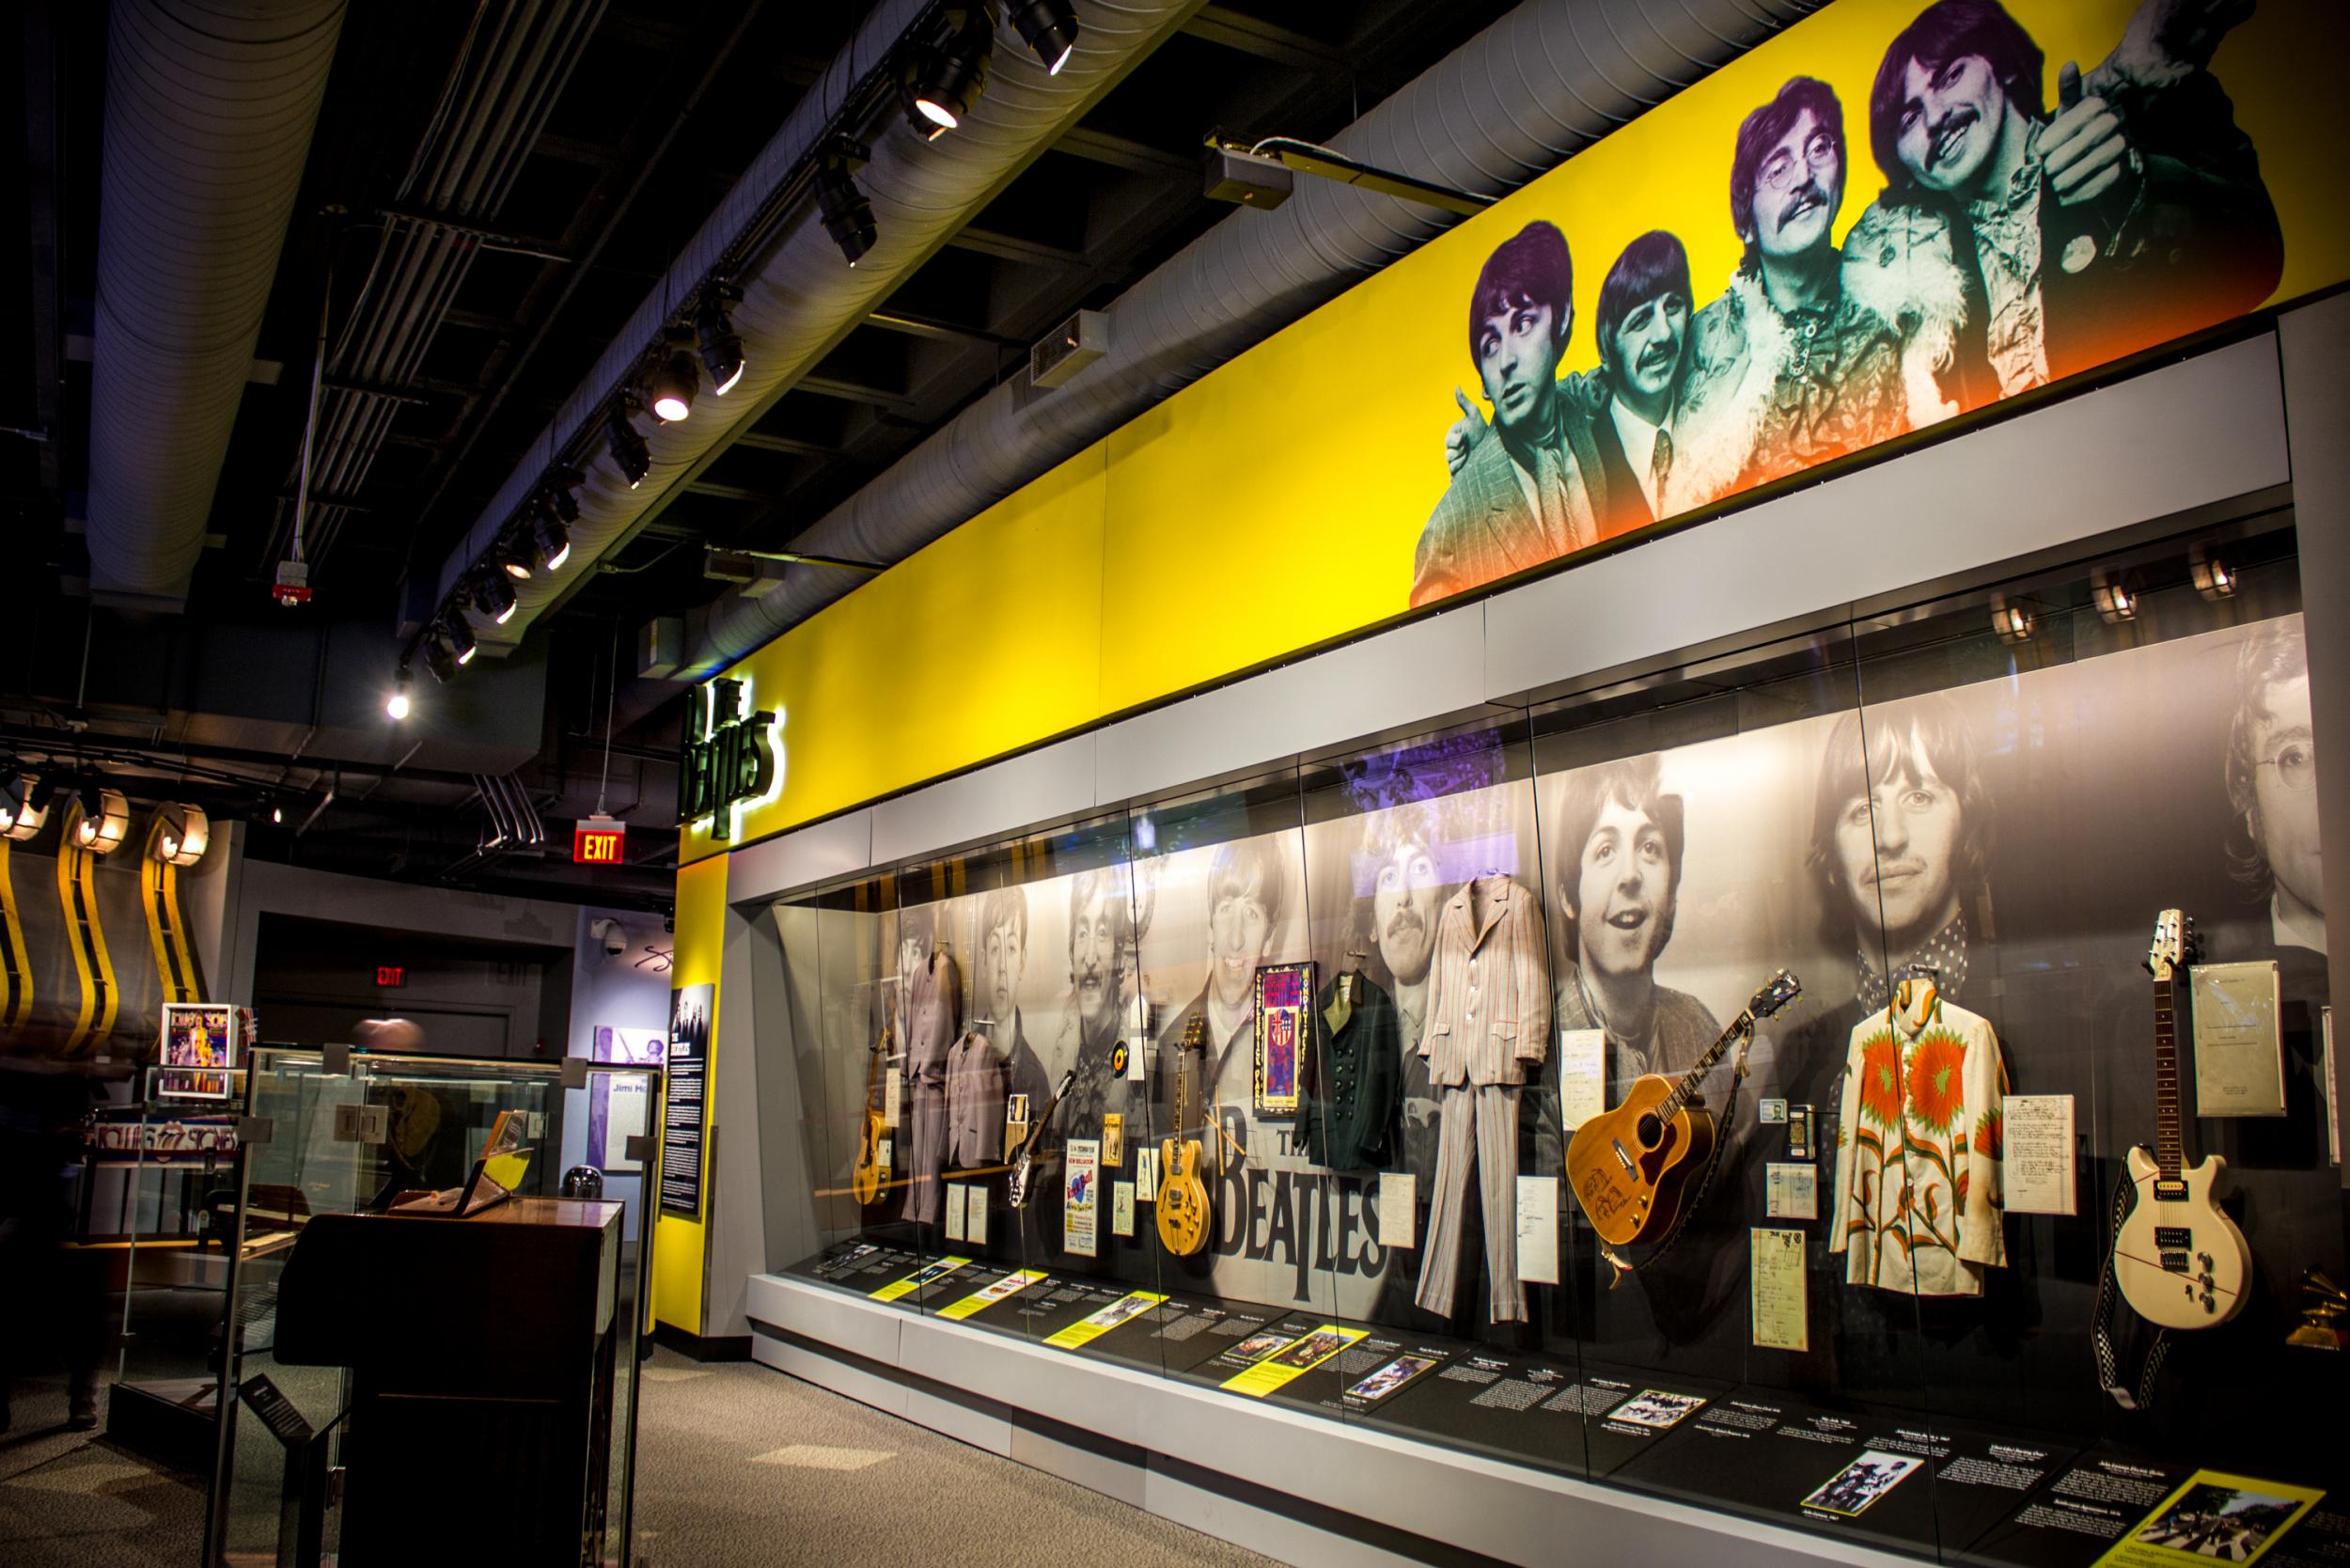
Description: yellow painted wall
xmin=651 ymin=852 xmax=728 ymax=1334
xmin=682 ymin=0 xmax=2348 ymax=865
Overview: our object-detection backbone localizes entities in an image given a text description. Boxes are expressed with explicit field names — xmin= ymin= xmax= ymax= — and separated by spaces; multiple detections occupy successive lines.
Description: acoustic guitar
xmin=2114 ymin=909 xmax=2250 ymax=1328
xmin=1009 ymin=1068 xmax=1077 ymax=1211
xmin=849 ymin=997 xmax=892 ymax=1206
xmin=1566 ymin=969 xmax=1802 ymax=1247
xmin=1156 ymin=1014 xmax=1212 ymax=1256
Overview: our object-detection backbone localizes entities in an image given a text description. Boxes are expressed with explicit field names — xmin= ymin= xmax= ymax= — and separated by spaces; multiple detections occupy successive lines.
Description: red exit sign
xmin=573 ymin=817 xmax=627 ymax=865
xmin=375 ymin=965 xmax=405 ymax=987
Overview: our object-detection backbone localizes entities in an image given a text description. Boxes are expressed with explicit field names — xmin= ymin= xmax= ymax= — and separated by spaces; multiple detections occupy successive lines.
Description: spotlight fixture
xmin=423 ymin=631 xmax=461 ymax=683
xmin=153 ymin=803 xmax=210 ymax=868
xmin=432 ymin=609 xmax=478 ymax=675
xmin=902 ymin=7 xmax=992 ymax=135
xmin=272 ymin=804 xmax=285 ymax=826
xmin=544 ymin=464 xmax=584 ymax=525
xmin=2191 ymin=555 xmax=2236 ymax=600
xmin=472 ymin=569 xmax=518 ymax=626
xmin=696 ymin=283 xmax=746 ymax=396
xmin=494 ymin=529 xmax=535 ymax=581
xmin=1 ymin=769 xmax=45 ymax=841
xmin=1991 ymin=602 xmax=2033 ymax=646
xmin=72 ymin=788 xmax=130 ymax=855
xmin=817 ymin=142 xmax=877 ymax=267
xmin=649 ymin=326 xmax=697 ymax=423
xmin=533 ymin=497 xmax=573 ymax=573
xmin=607 ymin=400 xmax=651 ymax=487
xmin=387 ymin=666 xmax=413 ymax=721
xmin=1006 ymin=0 xmax=1078 ymax=74
xmin=2092 ymin=577 xmax=2137 ymax=623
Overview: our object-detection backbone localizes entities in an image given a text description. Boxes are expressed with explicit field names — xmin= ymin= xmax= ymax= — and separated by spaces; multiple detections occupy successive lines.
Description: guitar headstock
xmin=1183 ymin=1013 xmax=1207 ymax=1052
xmin=2145 ymin=908 xmax=2199 ymax=980
xmin=1747 ymin=969 xmax=1803 ymax=1021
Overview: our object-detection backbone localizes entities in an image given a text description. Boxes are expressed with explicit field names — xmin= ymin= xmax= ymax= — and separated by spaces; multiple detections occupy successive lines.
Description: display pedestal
xmin=747 ymin=1272 xmax=1908 ymax=1568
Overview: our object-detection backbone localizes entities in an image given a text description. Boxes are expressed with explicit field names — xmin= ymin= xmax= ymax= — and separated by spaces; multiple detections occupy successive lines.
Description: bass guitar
xmin=1009 ymin=1068 xmax=1077 ymax=1210
xmin=849 ymin=997 xmax=892 ymax=1206
xmin=1156 ymin=1015 xmax=1211 ymax=1256
xmin=2114 ymin=909 xmax=2250 ymax=1327
xmin=1567 ymin=969 xmax=1802 ymax=1247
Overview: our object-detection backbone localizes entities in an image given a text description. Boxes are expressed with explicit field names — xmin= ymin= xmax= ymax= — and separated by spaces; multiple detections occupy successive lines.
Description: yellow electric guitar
xmin=1156 ymin=1014 xmax=1211 ymax=1256
xmin=849 ymin=997 xmax=891 ymax=1206
xmin=1567 ymin=969 xmax=1800 ymax=1247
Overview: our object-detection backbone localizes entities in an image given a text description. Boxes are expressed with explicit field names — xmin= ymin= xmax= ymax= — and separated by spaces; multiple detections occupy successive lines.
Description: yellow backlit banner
xmin=689 ymin=0 xmax=2347 ymax=858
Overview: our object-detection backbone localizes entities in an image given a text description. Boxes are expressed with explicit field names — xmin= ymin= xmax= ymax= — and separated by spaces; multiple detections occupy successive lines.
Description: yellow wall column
xmin=652 ymin=852 xmax=729 ymax=1334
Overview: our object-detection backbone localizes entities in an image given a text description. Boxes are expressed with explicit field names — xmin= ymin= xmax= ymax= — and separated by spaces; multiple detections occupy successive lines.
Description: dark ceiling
xmin=0 ymin=0 xmax=1515 ymax=908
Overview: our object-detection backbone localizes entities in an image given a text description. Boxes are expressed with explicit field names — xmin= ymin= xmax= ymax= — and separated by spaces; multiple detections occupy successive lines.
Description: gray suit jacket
xmin=1410 ymin=399 xmax=1612 ymax=607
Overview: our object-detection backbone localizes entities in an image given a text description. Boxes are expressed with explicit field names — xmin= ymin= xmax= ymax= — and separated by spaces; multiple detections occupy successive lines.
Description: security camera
xmin=590 ymin=917 xmax=626 ymax=957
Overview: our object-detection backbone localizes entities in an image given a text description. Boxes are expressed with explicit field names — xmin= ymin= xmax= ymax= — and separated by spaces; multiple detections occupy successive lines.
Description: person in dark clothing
xmin=0 ymin=1063 xmax=104 ymax=1432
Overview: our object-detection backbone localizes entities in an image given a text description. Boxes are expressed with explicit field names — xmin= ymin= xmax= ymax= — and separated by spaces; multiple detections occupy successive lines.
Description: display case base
xmin=747 ymin=1272 xmax=1911 ymax=1568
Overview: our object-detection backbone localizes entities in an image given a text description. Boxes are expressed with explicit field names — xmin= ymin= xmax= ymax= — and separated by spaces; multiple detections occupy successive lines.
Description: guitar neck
xmin=1660 ymin=1010 xmax=1751 ymax=1121
xmin=2153 ymin=974 xmax=2184 ymax=1179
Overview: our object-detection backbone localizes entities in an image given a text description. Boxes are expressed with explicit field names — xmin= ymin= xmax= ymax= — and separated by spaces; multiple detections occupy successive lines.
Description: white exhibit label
xmin=1514 ymin=1175 xmax=1559 ymax=1285
xmin=1558 ymin=1028 xmax=1606 ymax=1130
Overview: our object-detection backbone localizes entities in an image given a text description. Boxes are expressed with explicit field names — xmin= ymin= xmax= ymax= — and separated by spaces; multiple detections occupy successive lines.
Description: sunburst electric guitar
xmin=850 ymin=998 xmax=894 ymax=1205
xmin=2114 ymin=909 xmax=2251 ymax=1327
xmin=1156 ymin=1015 xmax=1212 ymax=1256
xmin=1566 ymin=969 xmax=1802 ymax=1247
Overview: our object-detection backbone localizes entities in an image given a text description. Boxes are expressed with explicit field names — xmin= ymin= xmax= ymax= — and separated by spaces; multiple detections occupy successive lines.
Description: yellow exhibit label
xmin=2092 ymin=1470 xmax=2322 ymax=1567
xmin=1043 ymin=1290 xmax=1167 ymax=1349
xmin=1221 ymin=1325 xmax=1369 ymax=1398
xmin=936 ymin=1269 xmax=1048 ymax=1321
xmin=869 ymin=1256 xmax=972 ymax=1303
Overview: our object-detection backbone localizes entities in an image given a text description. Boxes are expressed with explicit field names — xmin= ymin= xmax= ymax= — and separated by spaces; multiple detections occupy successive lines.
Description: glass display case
xmin=760 ymin=509 xmax=2347 ymax=1562
xmin=201 ymin=1048 xmax=653 ymax=1567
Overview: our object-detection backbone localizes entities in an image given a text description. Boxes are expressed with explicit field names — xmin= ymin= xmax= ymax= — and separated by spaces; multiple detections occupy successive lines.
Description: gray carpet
xmin=0 ymin=1373 xmax=205 ymax=1567
xmin=633 ymin=1349 xmax=1282 ymax=1568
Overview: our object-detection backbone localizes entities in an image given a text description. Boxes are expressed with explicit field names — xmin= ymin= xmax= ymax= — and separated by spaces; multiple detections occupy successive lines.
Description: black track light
xmin=494 ymin=529 xmax=534 ymax=581
xmin=606 ymin=400 xmax=652 ymax=487
xmin=649 ymin=326 xmax=698 ymax=422
xmin=817 ymin=142 xmax=877 ymax=267
xmin=441 ymin=609 xmax=478 ymax=666
xmin=696 ymin=283 xmax=746 ymax=396
xmin=533 ymin=497 xmax=572 ymax=573
xmin=1007 ymin=0 xmax=1078 ymax=74
xmin=545 ymin=464 xmax=584 ymax=525
xmin=471 ymin=569 xmax=518 ymax=626
xmin=423 ymin=629 xmax=461 ymax=684
xmin=903 ymin=8 xmax=992 ymax=136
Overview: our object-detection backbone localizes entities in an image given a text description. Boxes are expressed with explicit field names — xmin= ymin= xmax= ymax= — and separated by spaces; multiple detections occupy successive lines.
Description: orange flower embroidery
xmin=1904 ymin=1028 xmax=1968 ymax=1135
xmin=1858 ymin=1033 xmax=1904 ymax=1130
xmin=1972 ymin=1106 xmax=2003 ymax=1161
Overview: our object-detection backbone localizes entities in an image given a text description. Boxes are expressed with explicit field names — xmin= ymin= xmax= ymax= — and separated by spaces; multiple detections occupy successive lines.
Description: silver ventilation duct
xmin=85 ymin=0 xmax=347 ymax=611
xmin=687 ymin=0 xmax=1823 ymax=671
xmin=431 ymin=0 xmax=1206 ymax=648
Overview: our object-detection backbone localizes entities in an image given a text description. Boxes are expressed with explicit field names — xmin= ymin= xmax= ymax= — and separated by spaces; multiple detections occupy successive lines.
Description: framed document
xmin=1253 ymin=962 xmax=1312 ymax=1115
xmin=2190 ymin=961 xmax=2286 ymax=1118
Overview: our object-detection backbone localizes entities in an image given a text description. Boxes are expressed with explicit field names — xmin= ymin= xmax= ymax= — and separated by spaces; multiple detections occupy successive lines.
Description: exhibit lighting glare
xmin=2192 ymin=556 xmax=2236 ymax=600
xmin=1992 ymin=604 xmax=2033 ymax=645
xmin=903 ymin=8 xmax=992 ymax=134
xmin=2092 ymin=579 xmax=2136 ymax=623
xmin=154 ymin=803 xmax=210 ymax=868
xmin=272 ymin=805 xmax=285 ymax=825
xmin=73 ymin=788 xmax=130 ymax=855
xmin=607 ymin=402 xmax=651 ymax=487
xmin=650 ymin=327 xmax=698 ymax=422
xmin=444 ymin=610 xmax=479 ymax=666
xmin=494 ymin=530 xmax=534 ymax=581
xmin=533 ymin=499 xmax=573 ymax=573
xmin=697 ymin=283 xmax=745 ymax=396
xmin=0 ymin=769 xmax=46 ymax=841
xmin=817 ymin=149 xmax=878 ymax=267
xmin=1008 ymin=0 xmax=1079 ymax=73
xmin=387 ymin=667 xmax=413 ymax=721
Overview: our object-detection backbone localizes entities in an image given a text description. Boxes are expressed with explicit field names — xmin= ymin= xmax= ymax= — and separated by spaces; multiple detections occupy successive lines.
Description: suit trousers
xmin=902 ymin=1078 xmax=946 ymax=1225
xmin=1416 ymin=1082 xmax=1524 ymax=1323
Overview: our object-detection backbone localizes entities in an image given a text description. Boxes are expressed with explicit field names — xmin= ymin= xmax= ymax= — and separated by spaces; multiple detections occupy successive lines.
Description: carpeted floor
xmin=632 ymin=1349 xmax=1282 ymax=1567
xmin=0 ymin=1352 xmax=1284 ymax=1566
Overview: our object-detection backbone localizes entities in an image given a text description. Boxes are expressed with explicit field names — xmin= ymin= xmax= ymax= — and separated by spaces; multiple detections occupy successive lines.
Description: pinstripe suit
xmin=1416 ymin=874 xmax=1552 ymax=1322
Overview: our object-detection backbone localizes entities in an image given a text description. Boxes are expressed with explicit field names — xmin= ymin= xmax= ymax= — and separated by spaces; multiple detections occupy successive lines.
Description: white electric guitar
xmin=2113 ymin=910 xmax=2251 ymax=1328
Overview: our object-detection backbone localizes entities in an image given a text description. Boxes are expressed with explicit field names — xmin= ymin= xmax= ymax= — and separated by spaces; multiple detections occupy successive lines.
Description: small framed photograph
xmin=159 ymin=1003 xmax=240 ymax=1101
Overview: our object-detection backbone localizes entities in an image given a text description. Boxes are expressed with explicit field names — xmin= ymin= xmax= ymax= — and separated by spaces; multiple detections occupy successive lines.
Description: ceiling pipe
xmin=84 ymin=0 xmax=348 ymax=610
xmin=431 ymin=0 xmax=1207 ymax=651
xmin=685 ymin=0 xmax=1824 ymax=672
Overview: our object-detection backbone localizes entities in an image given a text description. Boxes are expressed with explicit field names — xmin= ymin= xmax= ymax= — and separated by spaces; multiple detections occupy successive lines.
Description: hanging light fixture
xmin=472 ymin=569 xmax=518 ymax=626
xmin=533 ymin=494 xmax=573 ymax=573
xmin=2092 ymin=577 xmax=2137 ymax=623
xmin=606 ymin=400 xmax=651 ymax=488
xmin=648 ymin=326 xmax=698 ymax=422
xmin=386 ymin=666 xmax=413 ymax=721
xmin=902 ymin=7 xmax=992 ymax=135
xmin=1006 ymin=0 xmax=1079 ymax=74
xmin=494 ymin=528 xmax=535 ymax=581
xmin=1 ymin=769 xmax=47 ymax=841
xmin=1991 ymin=602 xmax=2033 ymax=646
xmin=817 ymin=142 xmax=878 ymax=267
xmin=72 ymin=787 xmax=131 ymax=855
xmin=696 ymin=282 xmax=746 ymax=395
xmin=2192 ymin=555 xmax=2236 ymax=600
xmin=154 ymin=803 xmax=210 ymax=868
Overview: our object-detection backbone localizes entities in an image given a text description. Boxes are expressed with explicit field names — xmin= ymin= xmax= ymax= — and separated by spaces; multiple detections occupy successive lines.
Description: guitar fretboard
xmin=1659 ymin=1011 xmax=1751 ymax=1122
xmin=2153 ymin=975 xmax=2183 ymax=1179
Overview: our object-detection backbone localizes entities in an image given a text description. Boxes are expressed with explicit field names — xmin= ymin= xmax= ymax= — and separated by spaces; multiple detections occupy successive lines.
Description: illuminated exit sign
xmin=573 ymin=817 xmax=627 ymax=865
xmin=375 ymin=965 xmax=405 ymax=987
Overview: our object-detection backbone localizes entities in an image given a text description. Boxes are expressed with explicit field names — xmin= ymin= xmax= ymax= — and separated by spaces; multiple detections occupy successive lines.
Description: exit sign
xmin=375 ymin=965 xmax=405 ymax=987
xmin=573 ymin=816 xmax=627 ymax=865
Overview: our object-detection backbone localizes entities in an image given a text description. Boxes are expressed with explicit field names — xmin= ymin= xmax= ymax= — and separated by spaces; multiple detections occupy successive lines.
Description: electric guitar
xmin=1009 ymin=1068 xmax=1077 ymax=1210
xmin=1156 ymin=1015 xmax=1211 ymax=1257
xmin=2114 ymin=910 xmax=2250 ymax=1327
xmin=850 ymin=998 xmax=891 ymax=1205
xmin=1566 ymin=969 xmax=1802 ymax=1247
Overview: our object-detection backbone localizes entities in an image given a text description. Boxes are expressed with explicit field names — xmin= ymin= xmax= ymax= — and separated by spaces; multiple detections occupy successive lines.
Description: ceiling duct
xmin=84 ymin=0 xmax=348 ymax=610
xmin=686 ymin=0 xmax=1824 ymax=671
xmin=431 ymin=0 xmax=1205 ymax=650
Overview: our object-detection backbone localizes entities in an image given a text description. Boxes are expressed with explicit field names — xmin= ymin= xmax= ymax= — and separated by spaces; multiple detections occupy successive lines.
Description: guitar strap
xmin=2092 ymin=1163 xmax=2172 ymax=1411
xmin=1599 ymin=1026 xmax=1755 ymax=1288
